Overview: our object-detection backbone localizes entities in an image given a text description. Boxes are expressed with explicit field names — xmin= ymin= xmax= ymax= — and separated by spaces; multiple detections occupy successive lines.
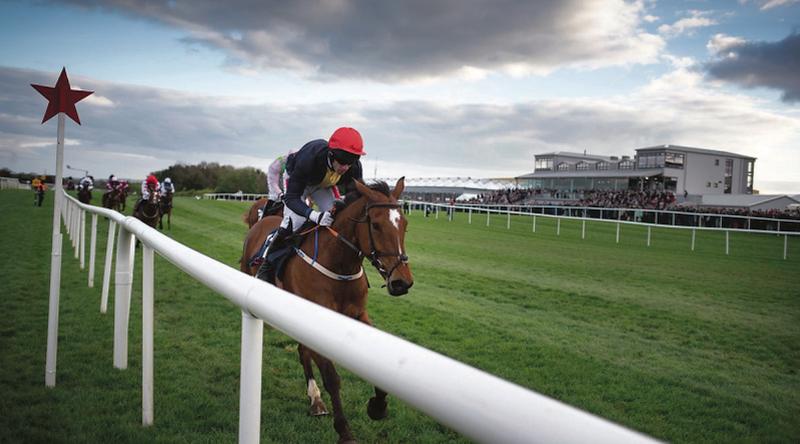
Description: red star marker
xmin=31 ymin=67 xmax=93 ymax=125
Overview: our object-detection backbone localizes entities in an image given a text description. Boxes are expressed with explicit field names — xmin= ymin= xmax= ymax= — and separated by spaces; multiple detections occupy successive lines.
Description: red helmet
xmin=146 ymin=175 xmax=158 ymax=185
xmin=328 ymin=127 xmax=365 ymax=156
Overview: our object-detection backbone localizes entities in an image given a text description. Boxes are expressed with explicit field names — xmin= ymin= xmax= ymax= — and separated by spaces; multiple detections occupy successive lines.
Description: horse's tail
xmin=242 ymin=210 xmax=252 ymax=226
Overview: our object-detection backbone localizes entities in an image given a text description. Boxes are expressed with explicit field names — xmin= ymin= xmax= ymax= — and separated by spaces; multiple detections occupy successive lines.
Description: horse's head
xmin=341 ymin=178 xmax=413 ymax=296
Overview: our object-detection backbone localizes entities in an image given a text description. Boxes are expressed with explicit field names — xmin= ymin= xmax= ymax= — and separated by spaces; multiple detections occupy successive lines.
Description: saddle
xmin=247 ymin=221 xmax=315 ymax=280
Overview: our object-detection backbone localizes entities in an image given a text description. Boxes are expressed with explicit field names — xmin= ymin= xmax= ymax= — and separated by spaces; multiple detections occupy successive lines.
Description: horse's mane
xmin=342 ymin=181 xmax=391 ymax=207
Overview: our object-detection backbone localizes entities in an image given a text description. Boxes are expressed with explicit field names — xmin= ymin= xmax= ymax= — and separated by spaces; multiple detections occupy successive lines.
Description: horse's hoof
xmin=309 ymin=400 xmax=329 ymax=416
xmin=338 ymin=439 xmax=357 ymax=444
xmin=367 ymin=396 xmax=388 ymax=420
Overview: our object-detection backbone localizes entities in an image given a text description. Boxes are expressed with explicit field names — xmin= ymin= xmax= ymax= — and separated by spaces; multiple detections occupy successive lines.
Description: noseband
xmin=326 ymin=201 xmax=409 ymax=283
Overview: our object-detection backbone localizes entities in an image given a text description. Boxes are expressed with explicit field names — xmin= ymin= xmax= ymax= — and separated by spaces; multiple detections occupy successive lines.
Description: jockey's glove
xmin=309 ymin=210 xmax=334 ymax=227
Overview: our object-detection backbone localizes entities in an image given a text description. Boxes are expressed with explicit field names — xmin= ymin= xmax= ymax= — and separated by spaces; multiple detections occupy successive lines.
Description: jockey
xmin=160 ymin=177 xmax=175 ymax=196
xmin=78 ymin=175 xmax=94 ymax=191
xmin=135 ymin=174 xmax=160 ymax=213
xmin=106 ymin=175 xmax=121 ymax=191
xmin=259 ymin=152 xmax=291 ymax=220
xmin=256 ymin=127 xmax=365 ymax=284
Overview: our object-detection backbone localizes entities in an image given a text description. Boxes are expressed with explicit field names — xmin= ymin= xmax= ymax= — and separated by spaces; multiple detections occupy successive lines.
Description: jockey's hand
xmin=309 ymin=210 xmax=334 ymax=227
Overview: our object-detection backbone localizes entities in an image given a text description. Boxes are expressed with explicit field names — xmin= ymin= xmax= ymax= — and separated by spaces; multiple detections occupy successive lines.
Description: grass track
xmin=1 ymin=190 xmax=798 ymax=443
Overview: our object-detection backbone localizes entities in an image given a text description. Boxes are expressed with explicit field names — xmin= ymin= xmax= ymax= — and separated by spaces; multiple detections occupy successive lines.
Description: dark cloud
xmin=52 ymin=0 xmax=661 ymax=81
xmin=705 ymin=32 xmax=800 ymax=103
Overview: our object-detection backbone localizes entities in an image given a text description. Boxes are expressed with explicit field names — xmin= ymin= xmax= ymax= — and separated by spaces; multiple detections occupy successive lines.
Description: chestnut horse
xmin=240 ymin=178 xmax=413 ymax=443
xmin=243 ymin=197 xmax=284 ymax=228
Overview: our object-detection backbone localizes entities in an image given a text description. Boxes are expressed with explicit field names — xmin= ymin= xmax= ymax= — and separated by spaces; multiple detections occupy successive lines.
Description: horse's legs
xmin=167 ymin=210 xmax=171 ymax=229
xmin=311 ymin=352 xmax=355 ymax=443
xmin=298 ymin=344 xmax=328 ymax=416
xmin=357 ymin=312 xmax=389 ymax=420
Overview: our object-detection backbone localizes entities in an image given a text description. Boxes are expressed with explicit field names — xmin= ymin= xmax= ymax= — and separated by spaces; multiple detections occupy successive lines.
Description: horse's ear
xmin=354 ymin=180 xmax=374 ymax=199
xmin=391 ymin=177 xmax=405 ymax=200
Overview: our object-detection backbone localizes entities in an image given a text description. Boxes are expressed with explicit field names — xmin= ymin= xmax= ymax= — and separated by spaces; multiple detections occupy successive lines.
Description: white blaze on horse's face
xmin=389 ymin=208 xmax=405 ymax=254
xmin=389 ymin=208 xmax=401 ymax=230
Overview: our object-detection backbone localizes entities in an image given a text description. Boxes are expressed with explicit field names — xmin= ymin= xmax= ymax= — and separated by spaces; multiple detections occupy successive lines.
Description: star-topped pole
xmin=32 ymin=67 xmax=93 ymax=125
xmin=33 ymin=67 xmax=93 ymax=388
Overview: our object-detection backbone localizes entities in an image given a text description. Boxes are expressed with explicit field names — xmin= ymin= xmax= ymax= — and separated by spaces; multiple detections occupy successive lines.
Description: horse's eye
xmin=371 ymin=222 xmax=381 ymax=231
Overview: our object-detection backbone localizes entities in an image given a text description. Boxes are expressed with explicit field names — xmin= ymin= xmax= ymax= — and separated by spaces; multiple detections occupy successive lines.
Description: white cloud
xmin=658 ymin=10 xmax=717 ymax=37
xmin=706 ymin=33 xmax=747 ymax=55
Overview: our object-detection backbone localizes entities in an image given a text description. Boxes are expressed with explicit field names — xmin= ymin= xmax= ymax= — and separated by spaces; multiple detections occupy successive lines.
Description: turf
xmin=1 ymin=190 xmax=798 ymax=443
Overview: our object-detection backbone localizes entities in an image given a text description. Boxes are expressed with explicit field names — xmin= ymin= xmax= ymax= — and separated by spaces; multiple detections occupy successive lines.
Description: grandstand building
xmin=516 ymin=144 xmax=756 ymax=195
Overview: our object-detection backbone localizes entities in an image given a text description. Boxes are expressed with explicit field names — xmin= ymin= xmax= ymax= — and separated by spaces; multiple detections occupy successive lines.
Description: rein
xmin=295 ymin=201 xmax=408 ymax=285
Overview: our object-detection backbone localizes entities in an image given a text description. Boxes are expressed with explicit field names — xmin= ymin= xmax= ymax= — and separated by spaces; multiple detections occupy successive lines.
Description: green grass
xmin=1 ymin=190 xmax=799 ymax=443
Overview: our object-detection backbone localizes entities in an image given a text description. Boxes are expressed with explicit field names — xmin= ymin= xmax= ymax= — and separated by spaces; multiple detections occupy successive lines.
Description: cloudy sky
xmin=1 ymin=0 xmax=799 ymax=193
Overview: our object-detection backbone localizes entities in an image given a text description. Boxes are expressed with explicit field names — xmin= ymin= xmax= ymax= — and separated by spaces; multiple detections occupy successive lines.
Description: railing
xmin=51 ymin=189 xmax=659 ymax=443
xmin=409 ymin=201 xmax=798 ymax=259
xmin=203 ymin=192 xmax=266 ymax=201
xmin=0 ymin=176 xmax=32 ymax=190
xmin=420 ymin=201 xmax=800 ymax=233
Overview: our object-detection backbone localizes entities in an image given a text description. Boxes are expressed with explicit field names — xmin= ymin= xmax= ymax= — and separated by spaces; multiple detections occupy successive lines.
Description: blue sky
xmin=1 ymin=0 xmax=798 ymax=193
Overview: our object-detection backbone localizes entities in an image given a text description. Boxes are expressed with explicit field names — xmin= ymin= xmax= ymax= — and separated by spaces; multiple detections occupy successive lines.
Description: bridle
xmin=323 ymin=201 xmax=409 ymax=284
xmin=141 ymin=193 xmax=160 ymax=219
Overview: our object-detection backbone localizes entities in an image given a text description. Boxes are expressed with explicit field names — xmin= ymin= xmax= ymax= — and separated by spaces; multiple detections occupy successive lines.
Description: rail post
xmin=142 ymin=245 xmax=154 ymax=426
xmin=113 ymin=225 xmax=135 ymax=369
xmin=101 ymin=220 xmax=117 ymax=313
xmin=89 ymin=214 xmax=97 ymax=287
xmin=238 ymin=311 xmax=264 ymax=444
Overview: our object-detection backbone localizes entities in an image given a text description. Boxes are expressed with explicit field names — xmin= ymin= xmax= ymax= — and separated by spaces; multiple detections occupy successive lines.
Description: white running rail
xmin=50 ymin=189 xmax=661 ymax=444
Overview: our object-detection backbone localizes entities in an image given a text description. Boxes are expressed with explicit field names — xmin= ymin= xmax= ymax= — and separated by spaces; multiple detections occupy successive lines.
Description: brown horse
xmin=134 ymin=191 xmax=161 ymax=229
xmin=77 ymin=187 xmax=92 ymax=204
xmin=240 ymin=178 xmax=413 ymax=443
xmin=119 ymin=186 xmax=129 ymax=212
xmin=102 ymin=188 xmax=122 ymax=212
xmin=159 ymin=191 xmax=173 ymax=230
xmin=243 ymin=197 xmax=284 ymax=228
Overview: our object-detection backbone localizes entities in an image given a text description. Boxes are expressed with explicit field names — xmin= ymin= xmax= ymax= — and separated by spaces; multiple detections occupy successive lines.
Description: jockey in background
xmin=256 ymin=127 xmax=365 ymax=284
xmin=160 ymin=177 xmax=175 ymax=196
xmin=259 ymin=152 xmax=291 ymax=220
xmin=78 ymin=175 xmax=94 ymax=191
xmin=134 ymin=174 xmax=160 ymax=213
xmin=106 ymin=174 xmax=122 ymax=192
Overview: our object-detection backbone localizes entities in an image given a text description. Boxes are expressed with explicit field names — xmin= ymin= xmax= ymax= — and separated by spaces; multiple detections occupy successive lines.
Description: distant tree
xmin=152 ymin=162 xmax=266 ymax=192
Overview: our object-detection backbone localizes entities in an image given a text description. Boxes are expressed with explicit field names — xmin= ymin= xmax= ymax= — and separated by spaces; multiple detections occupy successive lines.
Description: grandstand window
xmin=557 ymin=162 xmax=570 ymax=171
xmin=535 ymin=158 xmax=554 ymax=170
xmin=576 ymin=162 xmax=590 ymax=171
xmin=596 ymin=161 xmax=608 ymax=170
xmin=637 ymin=152 xmax=662 ymax=168
xmin=619 ymin=160 xmax=634 ymax=170
xmin=665 ymin=152 xmax=684 ymax=169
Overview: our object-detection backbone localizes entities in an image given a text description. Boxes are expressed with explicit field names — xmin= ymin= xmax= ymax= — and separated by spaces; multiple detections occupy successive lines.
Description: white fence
xmin=0 ymin=176 xmax=31 ymax=190
xmin=203 ymin=192 xmax=266 ymax=201
xmin=411 ymin=201 xmax=798 ymax=260
xmin=50 ymin=189 xmax=660 ymax=443
xmin=418 ymin=201 xmax=800 ymax=233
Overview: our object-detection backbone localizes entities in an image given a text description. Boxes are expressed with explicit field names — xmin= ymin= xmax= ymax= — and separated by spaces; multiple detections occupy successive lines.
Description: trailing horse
xmin=77 ymin=187 xmax=92 ymax=204
xmin=102 ymin=188 xmax=122 ymax=212
xmin=240 ymin=178 xmax=413 ymax=443
xmin=159 ymin=191 xmax=173 ymax=230
xmin=243 ymin=197 xmax=283 ymax=228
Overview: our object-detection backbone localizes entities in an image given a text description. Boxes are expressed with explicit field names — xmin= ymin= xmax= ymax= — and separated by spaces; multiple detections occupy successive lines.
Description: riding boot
xmin=256 ymin=226 xmax=291 ymax=284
